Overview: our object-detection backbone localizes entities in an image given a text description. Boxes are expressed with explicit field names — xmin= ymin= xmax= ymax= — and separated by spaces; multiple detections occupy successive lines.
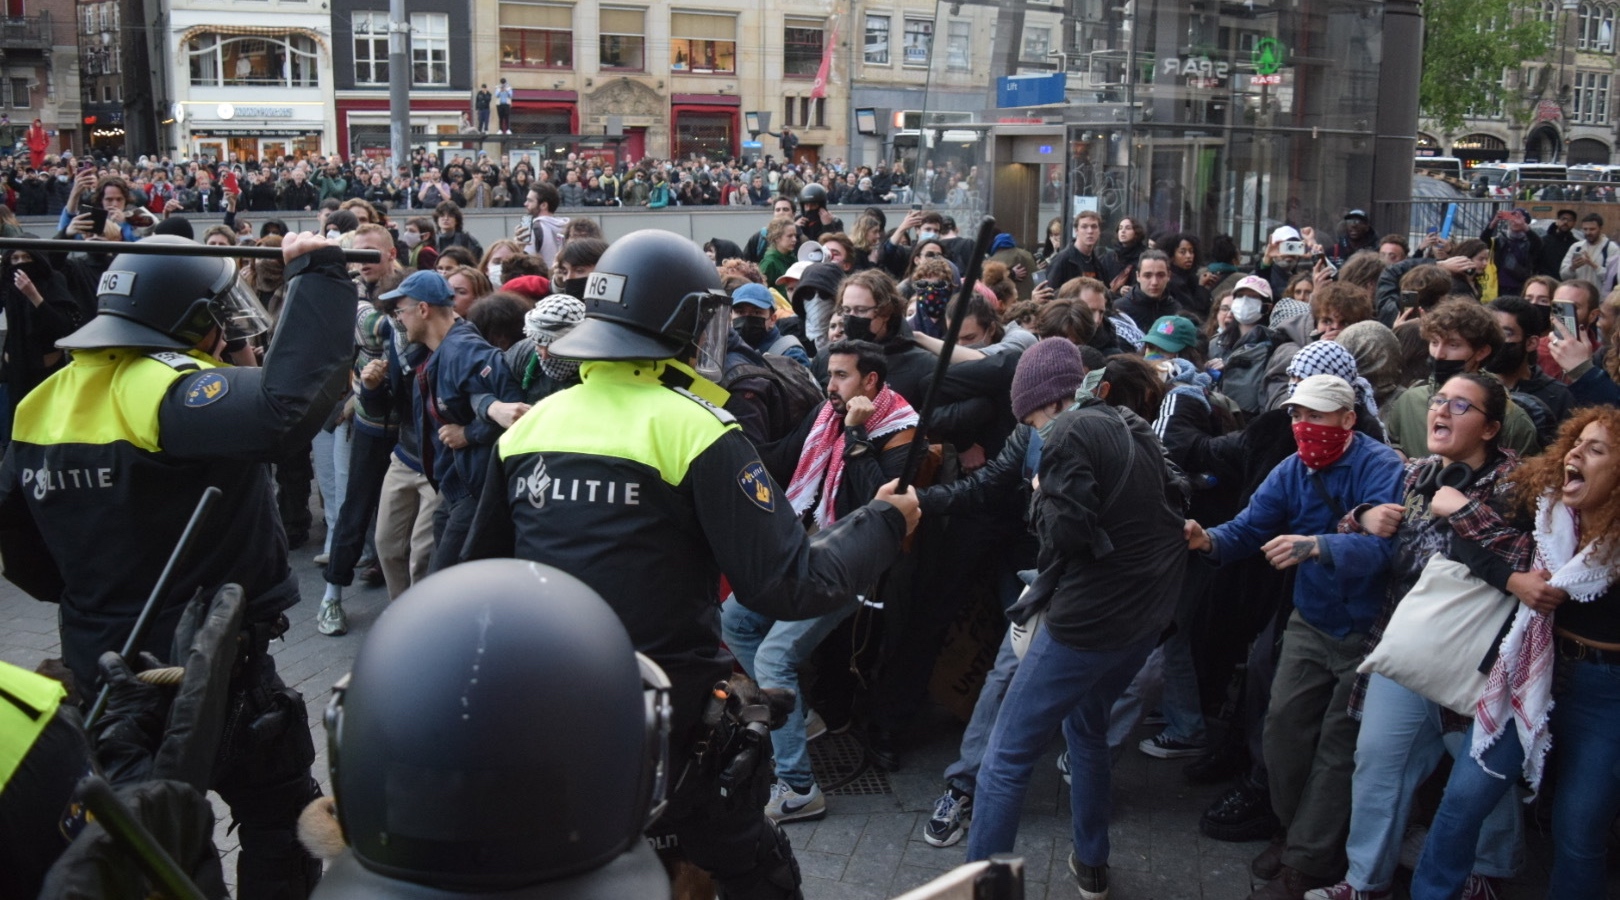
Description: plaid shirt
xmin=1338 ymin=450 xmax=1528 ymax=722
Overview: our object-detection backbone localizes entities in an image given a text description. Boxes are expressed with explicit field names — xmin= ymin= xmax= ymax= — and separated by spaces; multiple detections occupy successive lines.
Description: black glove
xmin=90 ymin=650 xmax=171 ymax=786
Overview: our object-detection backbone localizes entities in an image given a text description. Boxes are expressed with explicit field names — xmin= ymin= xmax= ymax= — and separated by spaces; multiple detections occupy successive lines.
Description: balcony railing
xmin=0 ymin=13 xmax=53 ymax=51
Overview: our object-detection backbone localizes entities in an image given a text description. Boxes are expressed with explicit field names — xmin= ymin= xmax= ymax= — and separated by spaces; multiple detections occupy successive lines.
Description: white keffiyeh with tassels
xmin=1471 ymin=494 xmax=1616 ymax=793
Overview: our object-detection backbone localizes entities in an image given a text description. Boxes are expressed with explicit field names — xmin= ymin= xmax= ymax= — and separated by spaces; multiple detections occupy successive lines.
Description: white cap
xmin=776 ymin=260 xmax=812 ymax=286
xmin=1286 ymin=374 xmax=1356 ymax=413
xmin=1270 ymin=225 xmax=1302 ymax=244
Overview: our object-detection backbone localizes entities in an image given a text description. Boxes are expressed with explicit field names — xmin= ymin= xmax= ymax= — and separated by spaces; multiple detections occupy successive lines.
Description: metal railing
xmin=0 ymin=12 xmax=53 ymax=49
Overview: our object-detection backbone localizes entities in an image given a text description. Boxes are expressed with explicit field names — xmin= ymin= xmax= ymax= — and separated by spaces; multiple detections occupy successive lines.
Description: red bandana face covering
xmin=1292 ymin=421 xmax=1353 ymax=471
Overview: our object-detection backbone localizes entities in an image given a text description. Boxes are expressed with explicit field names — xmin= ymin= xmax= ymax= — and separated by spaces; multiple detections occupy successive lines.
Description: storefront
xmin=911 ymin=0 xmax=1416 ymax=254
xmin=510 ymin=89 xmax=578 ymax=136
xmin=337 ymin=98 xmax=468 ymax=160
xmin=178 ymin=101 xmax=327 ymax=163
xmin=671 ymin=94 xmax=738 ymax=160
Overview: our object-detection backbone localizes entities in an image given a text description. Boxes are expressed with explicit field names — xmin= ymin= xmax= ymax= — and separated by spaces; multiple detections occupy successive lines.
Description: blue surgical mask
xmin=919 ymin=231 xmax=937 ymax=242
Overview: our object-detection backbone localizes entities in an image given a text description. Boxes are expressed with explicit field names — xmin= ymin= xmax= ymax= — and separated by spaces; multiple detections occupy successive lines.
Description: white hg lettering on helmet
xmin=97 ymin=269 xmax=138 ymax=296
xmin=584 ymin=272 xmax=627 ymax=305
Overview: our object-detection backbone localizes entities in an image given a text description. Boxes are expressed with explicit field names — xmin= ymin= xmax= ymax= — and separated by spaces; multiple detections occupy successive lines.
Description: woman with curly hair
xmin=1411 ymin=406 xmax=1620 ymax=900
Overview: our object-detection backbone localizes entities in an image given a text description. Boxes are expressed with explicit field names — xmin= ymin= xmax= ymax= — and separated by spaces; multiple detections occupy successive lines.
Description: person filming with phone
xmin=56 ymin=170 xmax=139 ymax=243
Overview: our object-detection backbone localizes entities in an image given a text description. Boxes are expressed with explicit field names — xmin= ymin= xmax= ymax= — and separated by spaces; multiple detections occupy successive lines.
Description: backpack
xmin=1219 ymin=333 xmax=1276 ymax=417
xmin=721 ymin=355 xmax=824 ymax=442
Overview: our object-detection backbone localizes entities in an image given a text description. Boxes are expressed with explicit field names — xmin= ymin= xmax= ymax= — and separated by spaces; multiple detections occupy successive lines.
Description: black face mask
xmin=1530 ymin=304 xmax=1553 ymax=334
xmin=7 ymin=258 xmax=50 ymax=288
xmin=735 ymin=317 xmax=769 ymax=348
xmin=842 ymin=315 xmax=876 ymax=343
xmin=1485 ymin=341 xmax=1527 ymax=376
xmin=562 ymin=277 xmax=589 ymax=299
xmin=1430 ymin=356 xmax=1469 ymax=384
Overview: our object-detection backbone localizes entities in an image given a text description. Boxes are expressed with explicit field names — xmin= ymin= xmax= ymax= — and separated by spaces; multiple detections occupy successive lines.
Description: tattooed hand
xmin=1262 ymin=534 xmax=1319 ymax=570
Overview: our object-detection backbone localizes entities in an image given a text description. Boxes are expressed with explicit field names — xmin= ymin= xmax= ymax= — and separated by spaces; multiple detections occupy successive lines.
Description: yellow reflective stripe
xmin=0 ymin=661 xmax=67 ymax=794
xmin=12 ymin=349 xmax=220 ymax=451
xmin=499 ymin=359 xmax=734 ymax=485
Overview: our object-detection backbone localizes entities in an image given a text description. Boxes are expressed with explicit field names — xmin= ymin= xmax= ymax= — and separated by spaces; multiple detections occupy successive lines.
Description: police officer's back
xmin=0 ymin=232 xmax=356 ymax=898
xmin=464 ymin=230 xmax=919 ymax=899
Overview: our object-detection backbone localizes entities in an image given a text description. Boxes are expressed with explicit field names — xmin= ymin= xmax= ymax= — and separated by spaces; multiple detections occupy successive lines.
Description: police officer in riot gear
xmin=795 ymin=183 xmax=843 ymax=245
xmin=314 ymin=559 xmax=674 ymax=900
xmin=0 ymin=232 xmax=357 ymax=898
xmin=465 ymin=229 xmax=920 ymax=899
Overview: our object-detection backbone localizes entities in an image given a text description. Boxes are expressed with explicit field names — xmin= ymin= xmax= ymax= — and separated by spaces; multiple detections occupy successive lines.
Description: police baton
xmin=894 ymin=215 xmax=997 ymax=493
xmin=85 ymin=486 xmax=222 ymax=732
xmin=0 ymin=236 xmax=383 ymax=263
xmin=76 ymin=776 xmax=210 ymax=900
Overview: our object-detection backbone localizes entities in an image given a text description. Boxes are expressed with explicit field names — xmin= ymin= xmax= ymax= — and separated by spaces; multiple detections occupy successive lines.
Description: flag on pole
xmin=811 ymin=17 xmax=838 ymax=99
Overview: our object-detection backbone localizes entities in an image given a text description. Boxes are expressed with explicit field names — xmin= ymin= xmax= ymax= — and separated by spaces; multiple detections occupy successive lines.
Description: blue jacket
xmin=358 ymin=320 xmax=430 ymax=472
xmin=1567 ymin=361 xmax=1620 ymax=407
xmin=420 ymin=319 xmax=522 ymax=502
xmin=1206 ymin=433 xmax=1403 ymax=638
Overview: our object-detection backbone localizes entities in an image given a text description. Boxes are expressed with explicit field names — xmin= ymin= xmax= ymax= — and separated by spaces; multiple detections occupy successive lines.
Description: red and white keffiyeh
xmin=1472 ymin=494 xmax=1616 ymax=794
xmin=785 ymin=386 xmax=917 ymax=528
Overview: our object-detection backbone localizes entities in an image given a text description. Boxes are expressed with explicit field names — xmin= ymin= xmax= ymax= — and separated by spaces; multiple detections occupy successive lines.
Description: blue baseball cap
xmin=731 ymin=282 xmax=774 ymax=310
xmin=380 ymin=270 xmax=455 ymax=307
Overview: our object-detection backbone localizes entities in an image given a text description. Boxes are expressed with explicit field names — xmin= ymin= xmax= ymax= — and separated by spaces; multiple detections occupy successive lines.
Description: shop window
xmin=599 ymin=7 xmax=645 ymax=71
xmin=510 ymin=109 xmax=571 ymax=135
xmin=500 ymin=2 xmax=573 ymax=70
xmin=670 ymin=12 xmax=735 ymax=74
xmin=903 ymin=18 xmax=932 ymax=67
xmin=784 ymin=20 xmax=823 ymax=77
xmin=352 ymin=11 xmax=389 ymax=85
xmin=946 ymin=20 xmax=970 ymax=71
xmin=674 ymin=112 xmax=732 ymax=159
xmin=864 ymin=14 xmax=889 ymax=65
xmin=188 ymin=32 xmax=320 ymax=88
xmin=411 ymin=12 xmax=450 ymax=85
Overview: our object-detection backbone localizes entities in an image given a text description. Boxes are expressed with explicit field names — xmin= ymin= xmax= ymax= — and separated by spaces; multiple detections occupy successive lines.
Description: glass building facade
xmin=881 ymin=0 xmax=1416 ymax=254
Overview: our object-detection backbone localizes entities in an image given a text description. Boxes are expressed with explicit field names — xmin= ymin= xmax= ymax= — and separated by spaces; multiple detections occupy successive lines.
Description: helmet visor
xmin=210 ymin=280 xmax=274 ymax=343
xmin=694 ymin=297 xmax=732 ymax=382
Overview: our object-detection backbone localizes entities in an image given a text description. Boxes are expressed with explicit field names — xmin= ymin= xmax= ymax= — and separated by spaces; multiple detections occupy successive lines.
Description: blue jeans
xmin=1158 ymin=563 xmax=1208 ymax=744
xmin=720 ymin=598 xmax=855 ymax=789
xmin=965 ymin=628 xmax=1157 ymax=866
xmin=1345 ymin=675 xmax=1520 ymax=891
xmin=1548 ymin=660 xmax=1620 ymax=898
xmin=1410 ymin=720 xmax=1526 ymax=899
xmin=313 ymin=423 xmax=352 ymax=556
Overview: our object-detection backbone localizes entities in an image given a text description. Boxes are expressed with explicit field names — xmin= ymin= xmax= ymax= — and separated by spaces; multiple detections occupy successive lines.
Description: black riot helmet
xmin=56 ymin=235 xmax=272 ymax=351
xmin=321 ymin=559 xmax=673 ymax=896
xmin=798 ymin=182 xmax=827 ymax=210
xmin=548 ymin=229 xmax=731 ymax=370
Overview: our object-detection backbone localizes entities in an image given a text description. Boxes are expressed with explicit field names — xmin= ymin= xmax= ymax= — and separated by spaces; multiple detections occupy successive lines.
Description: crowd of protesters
xmin=2 ymin=159 xmax=1619 ymax=900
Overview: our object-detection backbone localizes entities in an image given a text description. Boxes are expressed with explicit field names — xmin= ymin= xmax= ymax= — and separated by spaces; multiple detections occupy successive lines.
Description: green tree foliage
xmin=1421 ymin=0 xmax=1553 ymax=133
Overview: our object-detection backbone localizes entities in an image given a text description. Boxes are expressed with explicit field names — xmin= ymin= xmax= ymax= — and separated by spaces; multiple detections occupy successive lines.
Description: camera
xmin=1279 ymin=240 xmax=1307 ymax=257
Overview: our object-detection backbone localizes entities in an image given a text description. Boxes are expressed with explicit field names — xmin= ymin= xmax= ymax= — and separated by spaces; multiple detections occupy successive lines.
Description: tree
xmin=1421 ymin=0 xmax=1553 ymax=133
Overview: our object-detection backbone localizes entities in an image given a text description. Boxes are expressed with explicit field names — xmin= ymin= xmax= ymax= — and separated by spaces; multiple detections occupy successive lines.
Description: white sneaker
xmin=316 ymin=597 xmax=348 ymax=636
xmin=764 ymin=780 xmax=825 ymax=822
xmin=313 ymin=552 xmax=331 ymax=565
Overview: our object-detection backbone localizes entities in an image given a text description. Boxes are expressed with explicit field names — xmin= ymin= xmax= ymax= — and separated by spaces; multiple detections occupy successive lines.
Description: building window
xmin=102 ymin=83 xmax=113 ymax=103
xmin=188 ymin=32 xmax=320 ymax=87
xmin=11 ymin=79 xmax=28 ymax=108
xmin=946 ymin=20 xmax=971 ymax=71
xmin=864 ymin=14 xmax=889 ymax=65
xmin=1578 ymin=3 xmax=1615 ymax=51
xmin=500 ymin=2 xmax=572 ymax=69
xmin=352 ymin=11 xmax=389 ymax=85
xmin=784 ymin=20 xmax=823 ymax=77
xmin=903 ymin=18 xmax=932 ymax=67
xmin=1022 ymin=25 xmax=1049 ymax=62
xmin=670 ymin=12 xmax=735 ymax=74
xmin=599 ymin=7 xmax=645 ymax=71
xmin=411 ymin=12 xmax=450 ymax=85
xmin=1574 ymin=71 xmax=1611 ymax=124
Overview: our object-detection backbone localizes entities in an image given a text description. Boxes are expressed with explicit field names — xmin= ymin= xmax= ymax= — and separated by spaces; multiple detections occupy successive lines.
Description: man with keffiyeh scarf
xmin=726 ymin=339 xmax=918 ymax=823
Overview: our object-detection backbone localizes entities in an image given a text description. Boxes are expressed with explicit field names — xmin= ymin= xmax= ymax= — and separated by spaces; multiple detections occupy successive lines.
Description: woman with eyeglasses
xmin=1321 ymin=373 xmax=1527 ymax=900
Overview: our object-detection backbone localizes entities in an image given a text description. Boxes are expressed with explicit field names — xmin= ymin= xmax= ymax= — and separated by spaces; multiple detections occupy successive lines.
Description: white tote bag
xmin=1357 ymin=555 xmax=1517 ymax=715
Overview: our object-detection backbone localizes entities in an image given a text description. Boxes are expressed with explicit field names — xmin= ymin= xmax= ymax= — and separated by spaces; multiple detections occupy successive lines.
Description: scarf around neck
xmin=785 ymin=386 xmax=918 ymax=527
xmin=1472 ymin=493 xmax=1617 ymax=793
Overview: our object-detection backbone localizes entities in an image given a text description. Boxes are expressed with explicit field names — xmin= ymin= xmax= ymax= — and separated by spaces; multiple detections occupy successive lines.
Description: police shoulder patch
xmin=183 ymin=372 xmax=230 ymax=407
xmin=737 ymin=460 xmax=775 ymax=512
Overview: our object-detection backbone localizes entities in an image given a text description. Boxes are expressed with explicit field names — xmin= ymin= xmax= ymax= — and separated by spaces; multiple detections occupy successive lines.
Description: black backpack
xmin=722 ymin=355 xmax=824 ymax=442
xmin=1508 ymin=391 xmax=1558 ymax=448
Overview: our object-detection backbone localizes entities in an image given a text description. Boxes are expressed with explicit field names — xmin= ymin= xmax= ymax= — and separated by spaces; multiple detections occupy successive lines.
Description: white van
xmin=1468 ymin=163 xmax=1568 ymax=198
xmin=1415 ymin=156 xmax=1465 ymax=181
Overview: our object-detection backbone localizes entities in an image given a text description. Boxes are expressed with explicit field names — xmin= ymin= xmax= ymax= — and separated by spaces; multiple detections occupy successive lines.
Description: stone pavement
xmin=0 ymin=533 xmax=1598 ymax=899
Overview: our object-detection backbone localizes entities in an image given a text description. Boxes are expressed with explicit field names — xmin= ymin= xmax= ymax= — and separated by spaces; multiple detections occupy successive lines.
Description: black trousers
xmin=274 ymin=440 xmax=314 ymax=544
